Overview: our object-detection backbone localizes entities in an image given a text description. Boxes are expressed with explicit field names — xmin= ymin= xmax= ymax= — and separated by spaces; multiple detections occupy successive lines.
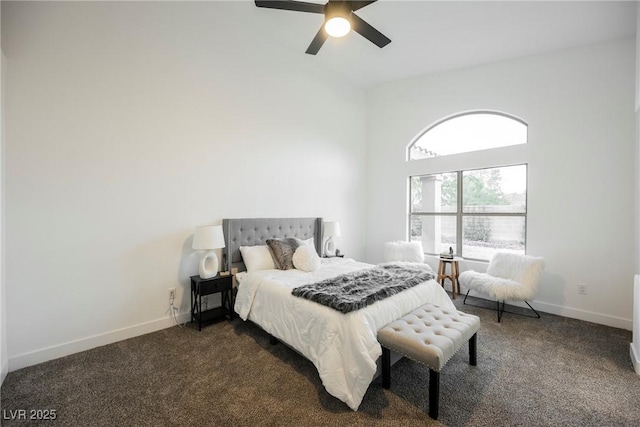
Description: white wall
xmin=631 ymin=2 xmax=640 ymax=375
xmin=2 ymin=2 xmax=367 ymax=370
xmin=367 ymin=38 xmax=636 ymax=329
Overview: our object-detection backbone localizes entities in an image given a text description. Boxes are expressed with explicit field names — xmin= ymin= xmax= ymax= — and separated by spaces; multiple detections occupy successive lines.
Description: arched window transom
xmin=408 ymin=111 xmax=527 ymax=160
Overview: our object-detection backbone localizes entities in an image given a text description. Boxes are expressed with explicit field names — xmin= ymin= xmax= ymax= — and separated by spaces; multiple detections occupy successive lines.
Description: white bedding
xmin=234 ymin=258 xmax=455 ymax=411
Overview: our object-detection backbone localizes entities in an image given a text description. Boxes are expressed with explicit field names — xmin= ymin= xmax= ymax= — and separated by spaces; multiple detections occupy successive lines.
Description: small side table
xmin=190 ymin=274 xmax=234 ymax=331
xmin=437 ymin=257 xmax=462 ymax=299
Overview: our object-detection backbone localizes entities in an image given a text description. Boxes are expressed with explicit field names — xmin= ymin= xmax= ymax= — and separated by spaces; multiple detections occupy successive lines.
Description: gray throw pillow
xmin=266 ymin=238 xmax=300 ymax=270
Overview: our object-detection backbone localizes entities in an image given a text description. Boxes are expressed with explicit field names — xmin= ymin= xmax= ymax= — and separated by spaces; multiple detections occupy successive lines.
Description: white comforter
xmin=234 ymin=258 xmax=455 ymax=411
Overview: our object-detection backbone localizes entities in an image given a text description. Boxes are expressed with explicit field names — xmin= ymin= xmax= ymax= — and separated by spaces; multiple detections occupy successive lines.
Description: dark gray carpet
xmin=2 ymin=295 xmax=640 ymax=426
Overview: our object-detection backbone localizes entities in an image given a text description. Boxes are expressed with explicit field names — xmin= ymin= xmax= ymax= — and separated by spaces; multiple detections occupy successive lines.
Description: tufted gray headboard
xmin=222 ymin=218 xmax=323 ymax=273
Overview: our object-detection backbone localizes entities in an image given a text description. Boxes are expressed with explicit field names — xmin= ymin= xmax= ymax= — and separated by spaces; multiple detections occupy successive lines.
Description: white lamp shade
xmin=324 ymin=221 xmax=341 ymax=238
xmin=192 ymin=225 xmax=225 ymax=250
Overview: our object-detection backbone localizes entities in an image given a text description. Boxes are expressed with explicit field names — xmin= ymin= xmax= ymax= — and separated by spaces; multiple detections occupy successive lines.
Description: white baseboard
xmin=465 ymin=295 xmax=632 ymax=330
xmin=8 ymin=312 xmax=191 ymax=372
xmin=630 ymin=343 xmax=640 ymax=375
xmin=6 ymin=295 xmax=634 ymax=373
xmin=532 ymin=300 xmax=632 ymax=330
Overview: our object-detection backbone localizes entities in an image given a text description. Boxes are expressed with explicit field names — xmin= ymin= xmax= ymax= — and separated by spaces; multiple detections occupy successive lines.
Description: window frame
xmin=409 ymin=164 xmax=528 ymax=262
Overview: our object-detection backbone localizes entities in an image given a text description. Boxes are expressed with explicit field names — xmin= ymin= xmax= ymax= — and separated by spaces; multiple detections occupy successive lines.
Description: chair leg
xmin=466 ymin=293 xmax=539 ymax=322
xmin=469 ymin=333 xmax=477 ymax=366
xmin=525 ymin=301 xmax=541 ymax=319
xmin=382 ymin=347 xmax=391 ymax=389
xmin=429 ymin=369 xmax=440 ymax=419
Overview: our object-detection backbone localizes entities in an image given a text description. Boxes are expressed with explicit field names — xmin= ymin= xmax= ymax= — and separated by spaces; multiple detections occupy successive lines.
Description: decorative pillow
xmin=383 ymin=241 xmax=425 ymax=263
xmin=239 ymin=245 xmax=276 ymax=272
xmin=295 ymin=237 xmax=315 ymax=247
xmin=266 ymin=238 xmax=300 ymax=270
xmin=292 ymin=244 xmax=321 ymax=272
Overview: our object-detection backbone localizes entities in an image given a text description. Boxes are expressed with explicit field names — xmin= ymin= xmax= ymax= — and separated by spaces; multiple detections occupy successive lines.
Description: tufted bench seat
xmin=377 ymin=303 xmax=480 ymax=419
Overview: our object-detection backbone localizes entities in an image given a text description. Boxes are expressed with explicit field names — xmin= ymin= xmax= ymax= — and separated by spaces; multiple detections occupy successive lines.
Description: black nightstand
xmin=190 ymin=274 xmax=234 ymax=331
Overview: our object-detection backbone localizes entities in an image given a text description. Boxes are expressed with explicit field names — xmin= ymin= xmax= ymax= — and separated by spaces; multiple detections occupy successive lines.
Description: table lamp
xmin=192 ymin=225 xmax=226 ymax=279
xmin=323 ymin=221 xmax=341 ymax=257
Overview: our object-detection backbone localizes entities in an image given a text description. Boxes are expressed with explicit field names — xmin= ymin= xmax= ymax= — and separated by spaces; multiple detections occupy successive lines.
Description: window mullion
xmin=456 ymin=171 xmax=463 ymax=257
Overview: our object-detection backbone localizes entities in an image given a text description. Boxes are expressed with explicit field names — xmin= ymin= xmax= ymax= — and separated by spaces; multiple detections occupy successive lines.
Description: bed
xmin=222 ymin=217 xmax=455 ymax=411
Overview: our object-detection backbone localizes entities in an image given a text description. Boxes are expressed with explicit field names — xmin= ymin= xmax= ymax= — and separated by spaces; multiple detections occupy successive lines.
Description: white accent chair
xmin=459 ymin=252 xmax=545 ymax=322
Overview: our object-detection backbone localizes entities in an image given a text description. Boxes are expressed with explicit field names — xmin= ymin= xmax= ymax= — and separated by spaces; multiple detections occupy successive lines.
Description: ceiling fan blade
xmin=349 ymin=1 xmax=377 ymax=12
xmin=305 ymin=25 xmax=329 ymax=55
xmin=255 ymin=1 xmax=324 ymax=14
xmin=350 ymin=13 xmax=391 ymax=48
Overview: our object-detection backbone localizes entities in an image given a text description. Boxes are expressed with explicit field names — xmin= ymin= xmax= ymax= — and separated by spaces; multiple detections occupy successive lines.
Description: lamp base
xmin=324 ymin=237 xmax=336 ymax=257
xmin=199 ymin=250 xmax=219 ymax=279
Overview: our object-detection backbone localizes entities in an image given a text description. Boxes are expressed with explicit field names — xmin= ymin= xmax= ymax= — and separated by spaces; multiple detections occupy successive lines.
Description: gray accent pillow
xmin=266 ymin=238 xmax=300 ymax=270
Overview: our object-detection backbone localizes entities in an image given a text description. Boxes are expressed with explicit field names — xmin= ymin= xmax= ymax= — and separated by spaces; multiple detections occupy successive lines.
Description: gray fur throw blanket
xmin=291 ymin=263 xmax=436 ymax=314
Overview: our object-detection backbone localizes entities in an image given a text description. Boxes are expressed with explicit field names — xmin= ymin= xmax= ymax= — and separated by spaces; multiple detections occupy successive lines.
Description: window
xmin=407 ymin=111 xmax=528 ymax=261
xmin=408 ymin=111 xmax=527 ymax=160
xmin=410 ymin=165 xmax=527 ymax=261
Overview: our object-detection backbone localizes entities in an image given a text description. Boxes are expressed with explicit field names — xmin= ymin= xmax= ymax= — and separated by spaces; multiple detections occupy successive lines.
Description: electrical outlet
xmin=168 ymin=287 xmax=176 ymax=302
xmin=578 ymin=284 xmax=587 ymax=295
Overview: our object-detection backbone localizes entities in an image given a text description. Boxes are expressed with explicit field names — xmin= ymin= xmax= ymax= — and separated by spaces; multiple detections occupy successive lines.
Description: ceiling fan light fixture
xmin=325 ymin=16 xmax=351 ymax=38
xmin=254 ymin=0 xmax=391 ymax=55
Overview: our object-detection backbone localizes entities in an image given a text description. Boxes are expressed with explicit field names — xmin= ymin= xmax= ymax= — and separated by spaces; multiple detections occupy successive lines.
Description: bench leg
xmin=382 ymin=347 xmax=391 ymax=389
xmin=469 ymin=332 xmax=477 ymax=366
xmin=429 ymin=369 xmax=439 ymax=419
xmin=497 ymin=300 xmax=505 ymax=322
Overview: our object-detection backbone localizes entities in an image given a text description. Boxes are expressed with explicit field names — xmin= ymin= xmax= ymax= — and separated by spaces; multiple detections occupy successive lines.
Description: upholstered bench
xmin=377 ymin=304 xmax=480 ymax=419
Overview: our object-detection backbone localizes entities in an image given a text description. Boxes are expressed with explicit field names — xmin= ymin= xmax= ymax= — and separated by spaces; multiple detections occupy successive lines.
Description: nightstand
xmin=190 ymin=274 xmax=234 ymax=331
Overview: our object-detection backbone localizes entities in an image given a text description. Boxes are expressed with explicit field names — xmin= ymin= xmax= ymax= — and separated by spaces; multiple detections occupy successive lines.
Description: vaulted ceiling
xmin=243 ymin=0 xmax=637 ymax=87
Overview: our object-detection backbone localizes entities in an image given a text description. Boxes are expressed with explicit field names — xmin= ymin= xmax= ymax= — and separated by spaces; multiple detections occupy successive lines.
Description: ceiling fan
xmin=254 ymin=0 xmax=391 ymax=55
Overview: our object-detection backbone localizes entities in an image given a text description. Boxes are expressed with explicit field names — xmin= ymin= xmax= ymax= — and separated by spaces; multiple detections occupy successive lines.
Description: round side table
xmin=437 ymin=257 xmax=462 ymax=299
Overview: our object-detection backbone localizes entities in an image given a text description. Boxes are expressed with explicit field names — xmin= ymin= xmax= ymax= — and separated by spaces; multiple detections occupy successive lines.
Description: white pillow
xmin=235 ymin=271 xmax=247 ymax=284
xmin=239 ymin=245 xmax=276 ymax=272
xmin=383 ymin=241 xmax=425 ymax=263
xmin=295 ymin=237 xmax=315 ymax=247
xmin=292 ymin=243 xmax=321 ymax=272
